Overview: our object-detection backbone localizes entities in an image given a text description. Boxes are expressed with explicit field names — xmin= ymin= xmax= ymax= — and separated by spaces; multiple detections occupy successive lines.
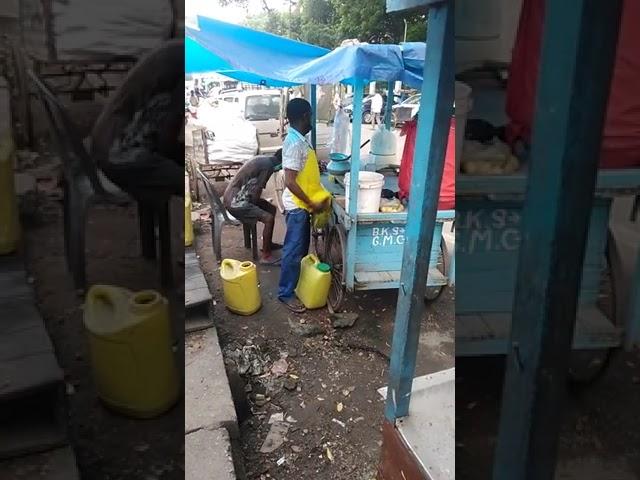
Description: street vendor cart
xmin=186 ymin=18 xmax=456 ymax=313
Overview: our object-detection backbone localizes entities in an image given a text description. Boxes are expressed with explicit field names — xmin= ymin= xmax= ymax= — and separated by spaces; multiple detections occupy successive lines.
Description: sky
xmin=186 ymin=0 xmax=290 ymax=26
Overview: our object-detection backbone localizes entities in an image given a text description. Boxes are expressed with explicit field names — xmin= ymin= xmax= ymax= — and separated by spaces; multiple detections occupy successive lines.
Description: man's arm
xmin=284 ymin=169 xmax=326 ymax=213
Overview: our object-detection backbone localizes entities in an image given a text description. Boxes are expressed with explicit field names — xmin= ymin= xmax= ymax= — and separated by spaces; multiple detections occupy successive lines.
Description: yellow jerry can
xmin=83 ymin=285 xmax=179 ymax=418
xmin=185 ymin=193 xmax=194 ymax=247
xmin=0 ymin=132 xmax=20 ymax=255
xmin=295 ymin=254 xmax=331 ymax=309
xmin=220 ymin=259 xmax=261 ymax=315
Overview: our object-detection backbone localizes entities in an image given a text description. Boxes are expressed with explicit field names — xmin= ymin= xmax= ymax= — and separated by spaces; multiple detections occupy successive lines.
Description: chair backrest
xmin=195 ymin=168 xmax=234 ymax=223
xmin=27 ymin=69 xmax=107 ymax=195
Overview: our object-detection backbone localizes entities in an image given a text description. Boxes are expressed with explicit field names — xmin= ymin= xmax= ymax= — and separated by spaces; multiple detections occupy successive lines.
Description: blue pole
xmin=346 ymin=80 xmax=364 ymax=291
xmin=493 ymin=1 xmax=623 ymax=477
xmin=384 ymin=2 xmax=453 ymax=421
xmin=384 ymin=80 xmax=394 ymax=129
xmin=310 ymin=85 xmax=317 ymax=149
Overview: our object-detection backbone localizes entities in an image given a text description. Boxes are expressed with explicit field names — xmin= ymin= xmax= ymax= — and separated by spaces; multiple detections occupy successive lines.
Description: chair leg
xmin=251 ymin=224 xmax=259 ymax=261
xmin=158 ymin=202 xmax=172 ymax=288
xmin=138 ymin=203 xmax=157 ymax=260
xmin=213 ymin=218 xmax=223 ymax=264
xmin=68 ymin=190 xmax=88 ymax=291
xmin=243 ymin=223 xmax=251 ymax=249
xmin=62 ymin=184 xmax=72 ymax=273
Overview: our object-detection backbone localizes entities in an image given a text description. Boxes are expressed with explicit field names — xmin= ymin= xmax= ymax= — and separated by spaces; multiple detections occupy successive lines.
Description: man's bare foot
xmin=259 ymin=254 xmax=281 ymax=266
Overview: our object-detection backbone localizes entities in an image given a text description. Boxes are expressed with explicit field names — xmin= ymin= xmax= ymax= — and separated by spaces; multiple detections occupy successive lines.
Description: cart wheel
xmin=425 ymin=237 xmax=448 ymax=302
xmin=325 ymin=224 xmax=347 ymax=312
xmin=568 ymin=230 xmax=617 ymax=383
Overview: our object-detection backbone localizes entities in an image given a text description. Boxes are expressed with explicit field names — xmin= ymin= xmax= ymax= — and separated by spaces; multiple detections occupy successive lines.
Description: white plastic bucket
xmin=454 ymin=81 xmax=472 ymax=172
xmin=344 ymin=171 xmax=385 ymax=214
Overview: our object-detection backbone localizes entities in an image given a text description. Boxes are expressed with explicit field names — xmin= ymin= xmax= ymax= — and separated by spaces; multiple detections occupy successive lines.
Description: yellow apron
xmin=291 ymin=148 xmax=331 ymax=227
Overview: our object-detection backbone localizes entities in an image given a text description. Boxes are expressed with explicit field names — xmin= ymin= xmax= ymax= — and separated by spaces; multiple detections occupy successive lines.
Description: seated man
xmin=223 ymin=150 xmax=283 ymax=265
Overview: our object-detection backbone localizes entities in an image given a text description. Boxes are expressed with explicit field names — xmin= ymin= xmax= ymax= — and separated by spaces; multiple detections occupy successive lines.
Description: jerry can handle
xmin=221 ymin=259 xmax=234 ymax=270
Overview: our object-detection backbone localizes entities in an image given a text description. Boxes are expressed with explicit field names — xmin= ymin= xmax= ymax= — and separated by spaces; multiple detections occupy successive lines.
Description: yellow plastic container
xmin=185 ymin=193 xmax=194 ymax=247
xmin=295 ymin=254 xmax=331 ymax=309
xmin=220 ymin=259 xmax=261 ymax=315
xmin=83 ymin=285 xmax=179 ymax=418
xmin=0 ymin=132 xmax=20 ymax=255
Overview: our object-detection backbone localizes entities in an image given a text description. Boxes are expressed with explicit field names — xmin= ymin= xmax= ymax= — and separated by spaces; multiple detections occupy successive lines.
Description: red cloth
xmin=398 ymin=117 xmax=456 ymax=210
xmin=506 ymin=0 xmax=640 ymax=168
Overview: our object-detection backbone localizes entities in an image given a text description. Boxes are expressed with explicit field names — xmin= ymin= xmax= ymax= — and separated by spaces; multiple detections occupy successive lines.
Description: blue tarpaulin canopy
xmin=186 ymin=16 xmax=425 ymax=88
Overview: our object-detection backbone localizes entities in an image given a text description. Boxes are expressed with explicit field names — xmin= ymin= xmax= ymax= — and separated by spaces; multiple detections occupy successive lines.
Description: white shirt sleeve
xmin=282 ymin=135 xmax=307 ymax=172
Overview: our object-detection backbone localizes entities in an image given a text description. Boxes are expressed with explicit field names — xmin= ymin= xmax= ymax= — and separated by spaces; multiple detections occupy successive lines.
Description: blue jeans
xmin=278 ymin=208 xmax=310 ymax=300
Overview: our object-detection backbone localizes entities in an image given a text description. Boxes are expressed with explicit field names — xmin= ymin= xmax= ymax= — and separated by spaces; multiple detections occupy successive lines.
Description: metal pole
xmin=493 ymin=1 xmax=624 ymax=478
xmin=384 ymin=2 xmax=453 ymax=421
xmin=310 ymin=85 xmax=317 ymax=149
xmin=346 ymin=80 xmax=364 ymax=291
xmin=385 ymin=80 xmax=394 ymax=128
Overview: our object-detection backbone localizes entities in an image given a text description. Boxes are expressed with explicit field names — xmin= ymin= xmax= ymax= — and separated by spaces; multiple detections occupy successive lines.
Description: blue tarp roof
xmin=186 ymin=16 xmax=426 ymax=88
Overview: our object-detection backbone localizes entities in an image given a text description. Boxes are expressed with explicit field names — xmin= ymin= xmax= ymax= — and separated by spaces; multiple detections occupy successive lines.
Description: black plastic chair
xmin=196 ymin=168 xmax=258 ymax=263
xmin=27 ymin=70 xmax=166 ymax=290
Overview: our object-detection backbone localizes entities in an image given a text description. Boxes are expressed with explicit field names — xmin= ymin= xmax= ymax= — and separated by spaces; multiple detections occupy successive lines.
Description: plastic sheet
xmin=328 ymin=108 xmax=351 ymax=156
xmin=186 ymin=16 xmax=426 ymax=88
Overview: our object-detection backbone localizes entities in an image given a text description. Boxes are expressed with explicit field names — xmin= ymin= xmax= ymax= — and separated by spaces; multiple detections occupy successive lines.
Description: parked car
xmin=392 ymin=93 xmax=421 ymax=126
xmin=193 ymin=102 xmax=259 ymax=164
xmin=223 ymin=90 xmax=284 ymax=154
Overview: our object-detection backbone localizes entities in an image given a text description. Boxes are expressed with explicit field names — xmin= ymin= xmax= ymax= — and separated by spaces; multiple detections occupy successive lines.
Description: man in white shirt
xmin=371 ymin=92 xmax=383 ymax=129
xmin=278 ymin=98 xmax=328 ymax=313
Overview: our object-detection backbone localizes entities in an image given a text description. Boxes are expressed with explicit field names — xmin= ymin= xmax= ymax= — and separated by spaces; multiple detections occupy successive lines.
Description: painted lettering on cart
xmin=457 ymin=209 xmax=522 ymax=253
xmin=371 ymin=226 xmax=405 ymax=247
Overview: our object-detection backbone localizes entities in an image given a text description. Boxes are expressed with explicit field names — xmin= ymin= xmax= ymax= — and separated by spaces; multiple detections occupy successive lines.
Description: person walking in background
xmin=278 ymin=98 xmax=329 ymax=313
xmin=371 ymin=91 xmax=383 ymax=129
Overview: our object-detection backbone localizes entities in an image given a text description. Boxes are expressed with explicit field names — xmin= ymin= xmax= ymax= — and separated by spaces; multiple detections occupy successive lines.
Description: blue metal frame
xmin=384 ymin=80 xmax=394 ymax=128
xmin=345 ymin=80 xmax=365 ymax=291
xmin=493 ymin=1 xmax=624 ymax=477
xmin=384 ymin=1 xmax=453 ymax=421
xmin=310 ymin=85 xmax=317 ymax=148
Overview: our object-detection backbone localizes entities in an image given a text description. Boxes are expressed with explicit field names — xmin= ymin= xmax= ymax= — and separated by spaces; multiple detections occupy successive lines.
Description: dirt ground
xmin=193 ymin=193 xmax=455 ymax=480
xmin=19 ymin=153 xmax=185 ymax=480
xmin=456 ymin=348 xmax=640 ymax=479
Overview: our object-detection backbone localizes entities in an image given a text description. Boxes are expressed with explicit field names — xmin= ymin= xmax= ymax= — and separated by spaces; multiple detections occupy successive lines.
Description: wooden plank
xmin=355 ymin=268 xmax=447 ymax=287
xmin=377 ymin=420 xmax=428 ymax=480
xmin=385 ymin=2 xmax=453 ymax=421
xmin=495 ymin=0 xmax=624 ymax=463
xmin=457 ymin=169 xmax=640 ymax=196
xmin=456 ymin=308 xmax=622 ymax=357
